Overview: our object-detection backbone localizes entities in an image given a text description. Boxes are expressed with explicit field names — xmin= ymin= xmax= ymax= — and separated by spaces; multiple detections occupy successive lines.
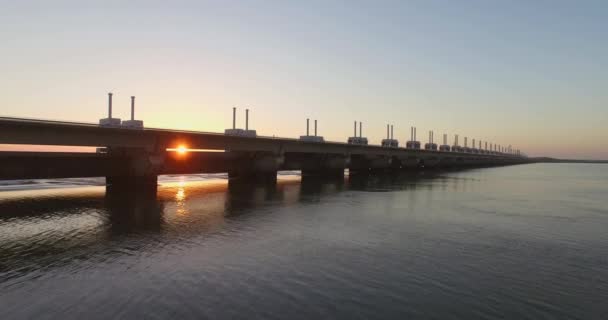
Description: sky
xmin=1 ymin=0 xmax=607 ymax=159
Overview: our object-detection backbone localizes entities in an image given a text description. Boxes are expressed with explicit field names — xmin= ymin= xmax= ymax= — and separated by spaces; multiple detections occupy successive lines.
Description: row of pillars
xmin=103 ymin=144 xmax=526 ymax=196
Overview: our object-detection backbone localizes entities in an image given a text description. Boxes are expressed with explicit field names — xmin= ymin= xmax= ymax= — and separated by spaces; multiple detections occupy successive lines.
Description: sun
xmin=177 ymin=145 xmax=188 ymax=155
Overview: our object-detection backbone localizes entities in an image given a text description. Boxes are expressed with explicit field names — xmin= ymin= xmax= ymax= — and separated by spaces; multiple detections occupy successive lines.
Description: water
xmin=1 ymin=163 xmax=607 ymax=319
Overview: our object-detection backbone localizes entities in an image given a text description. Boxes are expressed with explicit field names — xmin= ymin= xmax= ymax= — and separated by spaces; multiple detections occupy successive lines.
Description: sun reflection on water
xmin=175 ymin=179 xmax=188 ymax=215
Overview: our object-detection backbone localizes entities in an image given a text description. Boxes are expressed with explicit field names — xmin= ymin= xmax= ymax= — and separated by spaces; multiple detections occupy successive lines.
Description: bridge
xmin=0 ymin=116 xmax=528 ymax=193
xmin=0 ymin=94 xmax=529 ymax=193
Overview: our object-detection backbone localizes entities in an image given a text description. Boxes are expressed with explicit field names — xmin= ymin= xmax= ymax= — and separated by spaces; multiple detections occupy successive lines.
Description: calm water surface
xmin=1 ymin=164 xmax=607 ymax=319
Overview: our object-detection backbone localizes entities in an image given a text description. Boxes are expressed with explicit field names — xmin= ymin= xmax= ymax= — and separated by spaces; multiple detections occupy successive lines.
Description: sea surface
xmin=1 ymin=163 xmax=607 ymax=319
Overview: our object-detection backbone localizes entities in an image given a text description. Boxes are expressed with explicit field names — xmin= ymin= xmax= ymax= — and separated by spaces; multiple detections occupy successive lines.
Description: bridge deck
xmin=0 ymin=117 xmax=528 ymax=181
xmin=0 ymin=117 xmax=515 ymax=159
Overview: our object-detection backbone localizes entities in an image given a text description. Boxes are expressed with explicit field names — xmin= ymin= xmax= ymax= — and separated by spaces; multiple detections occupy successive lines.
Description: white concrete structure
xmin=424 ymin=130 xmax=438 ymax=150
xmin=348 ymin=121 xmax=368 ymax=145
xmin=99 ymin=93 xmax=121 ymax=127
xmin=381 ymin=124 xmax=398 ymax=148
xmin=406 ymin=127 xmax=421 ymax=149
xmin=225 ymin=107 xmax=257 ymax=137
xmin=300 ymin=119 xmax=324 ymax=142
xmin=122 ymin=96 xmax=144 ymax=129
xmin=439 ymin=134 xmax=451 ymax=151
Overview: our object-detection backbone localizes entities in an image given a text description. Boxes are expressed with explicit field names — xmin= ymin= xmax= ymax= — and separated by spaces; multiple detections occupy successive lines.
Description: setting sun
xmin=177 ymin=145 xmax=188 ymax=155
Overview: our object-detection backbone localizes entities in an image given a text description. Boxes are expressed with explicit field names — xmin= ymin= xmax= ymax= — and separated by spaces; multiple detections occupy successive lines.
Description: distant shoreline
xmin=532 ymin=158 xmax=608 ymax=164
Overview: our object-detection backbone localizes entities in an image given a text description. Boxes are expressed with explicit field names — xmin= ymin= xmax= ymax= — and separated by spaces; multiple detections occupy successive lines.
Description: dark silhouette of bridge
xmin=0 ymin=113 xmax=529 ymax=197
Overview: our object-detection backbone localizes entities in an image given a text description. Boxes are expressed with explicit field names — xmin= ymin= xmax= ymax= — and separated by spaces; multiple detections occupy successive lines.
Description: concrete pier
xmin=103 ymin=146 xmax=164 ymax=195
xmin=293 ymin=153 xmax=348 ymax=177
xmin=226 ymin=151 xmax=281 ymax=182
xmin=349 ymin=154 xmax=393 ymax=173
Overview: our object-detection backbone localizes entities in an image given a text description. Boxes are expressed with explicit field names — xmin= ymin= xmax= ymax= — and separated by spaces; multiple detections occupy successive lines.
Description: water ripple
xmin=1 ymin=165 xmax=608 ymax=319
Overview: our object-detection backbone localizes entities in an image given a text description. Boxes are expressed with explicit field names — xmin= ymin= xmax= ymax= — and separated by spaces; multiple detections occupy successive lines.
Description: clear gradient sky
xmin=1 ymin=0 xmax=607 ymax=159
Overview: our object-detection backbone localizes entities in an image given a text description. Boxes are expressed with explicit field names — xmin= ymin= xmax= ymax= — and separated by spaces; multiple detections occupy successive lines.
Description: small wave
xmin=0 ymin=177 xmax=102 ymax=191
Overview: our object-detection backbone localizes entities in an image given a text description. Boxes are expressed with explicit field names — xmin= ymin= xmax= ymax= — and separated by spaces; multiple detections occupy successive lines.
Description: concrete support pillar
xmin=106 ymin=175 xmax=158 ymax=198
xmin=421 ymin=156 xmax=440 ymax=169
xmin=301 ymin=168 xmax=345 ymax=178
xmin=368 ymin=156 xmax=392 ymax=172
xmin=227 ymin=151 xmax=281 ymax=182
xmin=299 ymin=154 xmax=348 ymax=178
xmin=104 ymin=147 xmax=165 ymax=197
xmin=389 ymin=156 xmax=402 ymax=170
xmin=399 ymin=156 xmax=420 ymax=170
xmin=438 ymin=156 xmax=455 ymax=168
xmin=349 ymin=154 xmax=393 ymax=173
xmin=349 ymin=154 xmax=371 ymax=173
